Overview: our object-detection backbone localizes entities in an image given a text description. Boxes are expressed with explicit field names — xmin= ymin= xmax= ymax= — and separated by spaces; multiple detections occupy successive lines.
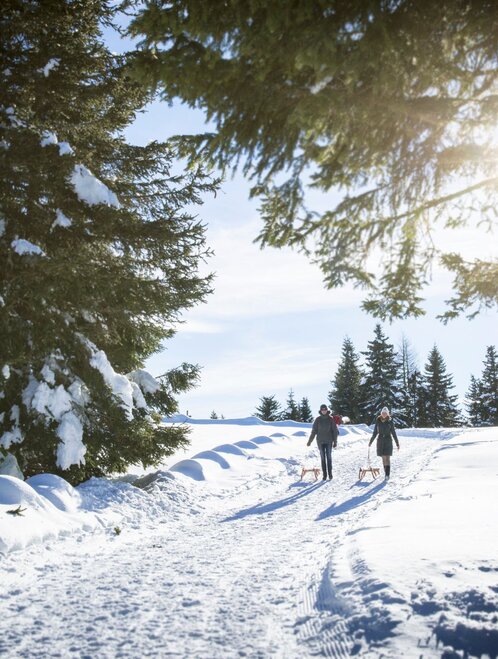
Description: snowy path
xmin=0 ymin=430 xmax=450 ymax=659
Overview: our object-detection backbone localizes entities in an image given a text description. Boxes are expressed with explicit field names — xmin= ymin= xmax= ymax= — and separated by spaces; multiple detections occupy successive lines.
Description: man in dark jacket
xmin=307 ymin=404 xmax=338 ymax=480
xmin=368 ymin=406 xmax=400 ymax=479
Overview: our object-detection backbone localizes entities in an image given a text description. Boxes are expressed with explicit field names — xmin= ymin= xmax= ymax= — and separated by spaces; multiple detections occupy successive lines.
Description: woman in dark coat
xmin=368 ymin=406 xmax=400 ymax=479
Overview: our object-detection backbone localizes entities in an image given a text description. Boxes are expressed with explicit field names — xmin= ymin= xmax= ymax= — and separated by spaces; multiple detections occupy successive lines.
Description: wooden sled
xmin=300 ymin=467 xmax=320 ymax=481
xmin=358 ymin=466 xmax=380 ymax=481
xmin=359 ymin=447 xmax=380 ymax=481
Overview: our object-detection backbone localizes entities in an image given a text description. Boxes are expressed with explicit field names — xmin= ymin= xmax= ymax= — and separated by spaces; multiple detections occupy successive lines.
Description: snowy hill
xmin=1 ymin=419 xmax=497 ymax=658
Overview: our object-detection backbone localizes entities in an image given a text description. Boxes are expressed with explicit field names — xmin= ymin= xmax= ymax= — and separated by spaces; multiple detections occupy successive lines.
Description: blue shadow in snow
xmin=316 ymin=480 xmax=386 ymax=521
xmin=223 ymin=480 xmax=326 ymax=522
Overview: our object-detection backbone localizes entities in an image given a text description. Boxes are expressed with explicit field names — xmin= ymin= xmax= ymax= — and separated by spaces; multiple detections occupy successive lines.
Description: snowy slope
xmin=1 ymin=420 xmax=497 ymax=658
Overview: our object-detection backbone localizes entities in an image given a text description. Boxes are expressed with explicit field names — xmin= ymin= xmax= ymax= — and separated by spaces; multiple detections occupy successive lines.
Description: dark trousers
xmin=319 ymin=443 xmax=332 ymax=478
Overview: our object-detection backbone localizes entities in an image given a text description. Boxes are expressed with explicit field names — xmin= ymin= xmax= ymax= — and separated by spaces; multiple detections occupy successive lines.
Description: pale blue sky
xmin=106 ymin=26 xmax=497 ymax=419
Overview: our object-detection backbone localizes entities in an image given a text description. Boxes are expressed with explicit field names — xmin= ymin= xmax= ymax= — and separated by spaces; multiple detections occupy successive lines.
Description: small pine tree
xmin=210 ymin=411 xmax=218 ymax=420
xmin=328 ymin=336 xmax=363 ymax=423
xmin=284 ymin=389 xmax=300 ymax=421
xmin=479 ymin=346 xmax=498 ymax=426
xmin=299 ymin=397 xmax=313 ymax=423
xmin=418 ymin=346 xmax=461 ymax=427
xmin=253 ymin=395 xmax=283 ymax=422
xmin=360 ymin=325 xmax=402 ymax=425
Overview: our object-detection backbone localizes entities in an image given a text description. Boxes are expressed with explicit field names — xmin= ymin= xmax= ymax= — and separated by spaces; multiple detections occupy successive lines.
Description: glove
xmin=307 ymin=439 xmax=312 ymax=447
xmin=333 ymin=442 xmax=337 ymax=448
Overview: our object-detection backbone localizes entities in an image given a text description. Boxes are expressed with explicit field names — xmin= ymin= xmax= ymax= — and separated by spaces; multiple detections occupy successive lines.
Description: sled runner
xmin=300 ymin=467 xmax=320 ymax=481
xmin=358 ymin=448 xmax=380 ymax=481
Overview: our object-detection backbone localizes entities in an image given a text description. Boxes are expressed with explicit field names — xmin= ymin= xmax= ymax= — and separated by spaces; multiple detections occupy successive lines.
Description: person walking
xmin=307 ymin=404 xmax=338 ymax=480
xmin=368 ymin=406 xmax=400 ymax=479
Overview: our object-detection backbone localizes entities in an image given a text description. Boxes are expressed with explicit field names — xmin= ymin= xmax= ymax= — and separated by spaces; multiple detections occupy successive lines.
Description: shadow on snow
xmin=222 ymin=480 xmax=326 ymax=522
xmin=316 ymin=480 xmax=386 ymax=521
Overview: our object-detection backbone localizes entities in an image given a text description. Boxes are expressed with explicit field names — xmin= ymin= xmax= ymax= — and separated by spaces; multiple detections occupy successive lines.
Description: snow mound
xmin=170 ymin=459 xmax=209 ymax=481
xmin=0 ymin=475 xmax=53 ymax=510
xmin=26 ymin=474 xmax=82 ymax=513
xmin=0 ymin=475 xmax=92 ymax=554
xmin=212 ymin=443 xmax=247 ymax=456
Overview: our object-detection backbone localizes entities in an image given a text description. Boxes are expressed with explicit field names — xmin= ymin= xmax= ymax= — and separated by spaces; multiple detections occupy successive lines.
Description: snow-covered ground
xmin=1 ymin=419 xmax=497 ymax=658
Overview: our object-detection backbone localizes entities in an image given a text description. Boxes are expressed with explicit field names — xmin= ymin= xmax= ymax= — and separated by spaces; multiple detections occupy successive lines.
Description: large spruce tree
xmin=129 ymin=1 xmax=498 ymax=321
xmin=418 ymin=346 xmax=460 ymax=427
xmin=361 ymin=325 xmax=402 ymax=425
xmin=328 ymin=337 xmax=363 ymax=423
xmin=0 ymin=1 xmax=216 ymax=482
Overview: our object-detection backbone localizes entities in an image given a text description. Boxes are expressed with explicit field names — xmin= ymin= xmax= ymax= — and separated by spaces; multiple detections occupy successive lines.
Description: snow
xmin=56 ymin=412 xmax=86 ymax=469
xmin=0 ymin=419 xmax=497 ymax=658
xmin=11 ymin=238 xmax=45 ymax=256
xmin=70 ymin=164 xmax=120 ymax=208
xmin=58 ymin=141 xmax=74 ymax=156
xmin=128 ymin=368 xmax=161 ymax=394
xmin=52 ymin=209 xmax=72 ymax=229
xmin=89 ymin=349 xmax=135 ymax=419
xmin=41 ymin=58 xmax=60 ymax=76
xmin=40 ymin=130 xmax=58 ymax=147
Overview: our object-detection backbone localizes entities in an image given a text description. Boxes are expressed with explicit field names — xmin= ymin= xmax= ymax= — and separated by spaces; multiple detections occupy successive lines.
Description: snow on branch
xmin=70 ymin=165 xmax=120 ymax=208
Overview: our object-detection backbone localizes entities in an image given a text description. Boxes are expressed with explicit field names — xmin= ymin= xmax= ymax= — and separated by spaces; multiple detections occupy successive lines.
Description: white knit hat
xmin=381 ymin=406 xmax=390 ymax=415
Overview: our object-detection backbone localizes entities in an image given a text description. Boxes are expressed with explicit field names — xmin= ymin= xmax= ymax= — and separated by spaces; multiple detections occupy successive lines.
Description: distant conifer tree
xmin=361 ymin=325 xmax=402 ymax=425
xmin=397 ymin=336 xmax=419 ymax=427
xmin=418 ymin=346 xmax=461 ymax=427
xmin=284 ymin=389 xmax=300 ymax=421
xmin=253 ymin=395 xmax=283 ymax=422
xmin=328 ymin=336 xmax=363 ymax=423
xmin=465 ymin=375 xmax=485 ymax=426
xmin=478 ymin=346 xmax=498 ymax=426
xmin=299 ymin=397 xmax=313 ymax=423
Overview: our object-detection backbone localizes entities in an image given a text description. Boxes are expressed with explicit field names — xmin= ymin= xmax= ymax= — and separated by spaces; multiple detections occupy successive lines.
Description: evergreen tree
xmin=284 ymin=389 xmax=300 ymax=421
xmin=328 ymin=336 xmax=363 ymax=423
xmin=479 ymin=346 xmax=498 ymax=426
xmin=397 ymin=336 xmax=419 ymax=427
xmin=253 ymin=395 xmax=282 ymax=422
xmin=465 ymin=375 xmax=485 ymax=427
xmin=299 ymin=397 xmax=313 ymax=423
xmin=130 ymin=1 xmax=498 ymax=321
xmin=418 ymin=346 xmax=460 ymax=427
xmin=210 ymin=411 xmax=218 ymax=420
xmin=0 ymin=1 xmax=217 ymax=483
xmin=407 ymin=369 xmax=424 ymax=429
xmin=361 ymin=324 xmax=402 ymax=425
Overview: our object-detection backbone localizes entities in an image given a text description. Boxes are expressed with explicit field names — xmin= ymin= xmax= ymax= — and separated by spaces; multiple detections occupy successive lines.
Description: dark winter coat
xmin=369 ymin=416 xmax=399 ymax=456
xmin=308 ymin=413 xmax=338 ymax=447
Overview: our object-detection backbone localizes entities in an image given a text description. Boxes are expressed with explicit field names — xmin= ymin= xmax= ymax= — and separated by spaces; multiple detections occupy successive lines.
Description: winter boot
xmin=328 ymin=472 xmax=333 ymax=480
xmin=385 ymin=464 xmax=391 ymax=479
